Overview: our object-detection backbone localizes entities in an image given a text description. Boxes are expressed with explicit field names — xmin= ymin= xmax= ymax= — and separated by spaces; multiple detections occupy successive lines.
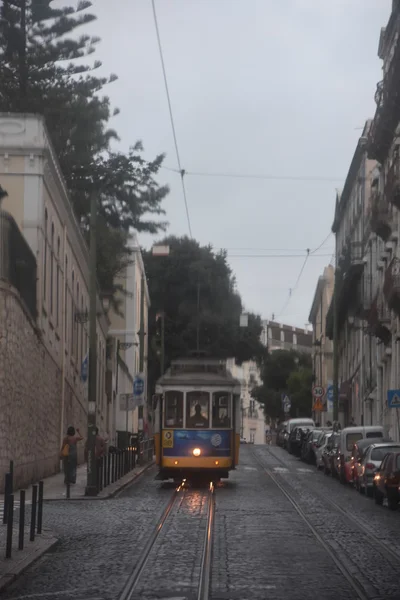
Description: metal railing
xmin=0 ymin=211 xmax=37 ymax=319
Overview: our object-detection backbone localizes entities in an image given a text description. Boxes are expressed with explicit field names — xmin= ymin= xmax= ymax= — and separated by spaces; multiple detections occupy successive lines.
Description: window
xmin=186 ymin=391 xmax=210 ymax=428
xmin=164 ymin=391 xmax=183 ymax=428
xmin=280 ymin=330 xmax=285 ymax=342
xmin=250 ymin=429 xmax=256 ymax=443
xmin=71 ymin=271 xmax=75 ymax=355
xmin=346 ymin=432 xmax=362 ymax=451
xmin=50 ymin=223 xmax=54 ymax=315
xmin=212 ymin=392 xmax=231 ymax=427
xmin=56 ymin=237 xmax=60 ymax=327
xmin=293 ymin=333 xmax=297 ymax=345
xmin=371 ymin=446 xmax=399 ymax=462
xmin=43 ymin=209 xmax=48 ymax=303
xmin=268 ymin=328 xmax=272 ymax=339
xmin=366 ymin=430 xmax=383 ymax=438
xmin=76 ymin=282 xmax=79 ymax=360
xmin=64 ymin=256 xmax=68 ymax=348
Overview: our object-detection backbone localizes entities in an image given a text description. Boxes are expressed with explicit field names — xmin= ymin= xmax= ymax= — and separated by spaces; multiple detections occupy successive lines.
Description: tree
xmin=0 ymin=1 xmax=169 ymax=302
xmin=0 ymin=185 xmax=8 ymax=206
xmin=142 ymin=236 xmax=265 ymax=390
xmin=251 ymin=350 xmax=312 ymax=422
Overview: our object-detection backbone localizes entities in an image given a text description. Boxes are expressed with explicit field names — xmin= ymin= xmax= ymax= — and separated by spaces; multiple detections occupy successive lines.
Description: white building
xmin=226 ymin=358 xmax=266 ymax=444
xmin=0 ymin=113 xmax=109 ymax=485
xmin=107 ymin=234 xmax=150 ymax=443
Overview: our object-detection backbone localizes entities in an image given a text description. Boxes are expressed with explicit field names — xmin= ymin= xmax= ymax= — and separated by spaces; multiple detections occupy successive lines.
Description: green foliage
xmin=143 ymin=236 xmax=265 ymax=389
xmin=0 ymin=1 xmax=169 ymax=301
xmin=0 ymin=185 xmax=8 ymax=205
xmin=251 ymin=350 xmax=312 ymax=421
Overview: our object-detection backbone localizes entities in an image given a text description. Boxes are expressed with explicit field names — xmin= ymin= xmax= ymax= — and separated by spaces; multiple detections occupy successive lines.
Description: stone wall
xmin=0 ymin=284 xmax=86 ymax=492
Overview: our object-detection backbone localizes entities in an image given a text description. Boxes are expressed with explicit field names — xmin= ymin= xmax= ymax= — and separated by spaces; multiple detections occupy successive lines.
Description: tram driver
xmin=187 ymin=403 xmax=208 ymax=428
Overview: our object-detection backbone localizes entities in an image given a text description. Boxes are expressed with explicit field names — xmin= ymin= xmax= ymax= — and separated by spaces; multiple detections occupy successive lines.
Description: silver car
xmin=355 ymin=442 xmax=400 ymax=495
xmin=315 ymin=431 xmax=331 ymax=470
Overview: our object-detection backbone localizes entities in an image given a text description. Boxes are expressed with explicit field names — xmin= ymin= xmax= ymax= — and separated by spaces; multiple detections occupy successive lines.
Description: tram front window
xmin=186 ymin=391 xmax=210 ymax=428
xmin=164 ymin=391 xmax=183 ymax=428
xmin=212 ymin=392 xmax=231 ymax=428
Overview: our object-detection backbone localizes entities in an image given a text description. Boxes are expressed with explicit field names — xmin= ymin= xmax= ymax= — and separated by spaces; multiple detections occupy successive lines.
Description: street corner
xmin=0 ymin=532 xmax=58 ymax=594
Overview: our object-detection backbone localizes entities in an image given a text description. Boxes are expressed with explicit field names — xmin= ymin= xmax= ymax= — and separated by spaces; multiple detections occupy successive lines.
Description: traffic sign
xmin=312 ymin=385 xmax=325 ymax=399
xmin=326 ymin=385 xmax=334 ymax=402
xmin=282 ymin=394 xmax=291 ymax=413
xmin=313 ymin=398 xmax=324 ymax=411
xmin=133 ymin=373 xmax=145 ymax=405
xmin=387 ymin=389 xmax=400 ymax=408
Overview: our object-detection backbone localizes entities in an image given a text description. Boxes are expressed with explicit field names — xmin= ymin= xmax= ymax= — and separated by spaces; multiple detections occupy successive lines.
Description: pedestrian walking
xmin=60 ymin=426 xmax=83 ymax=485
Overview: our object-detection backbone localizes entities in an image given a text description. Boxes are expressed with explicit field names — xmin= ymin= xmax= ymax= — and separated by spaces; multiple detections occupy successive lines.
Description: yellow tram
xmin=154 ymin=357 xmax=241 ymax=481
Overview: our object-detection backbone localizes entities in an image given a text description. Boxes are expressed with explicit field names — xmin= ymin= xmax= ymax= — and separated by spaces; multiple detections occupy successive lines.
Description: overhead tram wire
xmin=276 ymin=230 xmax=332 ymax=318
xmin=161 ymin=166 xmax=343 ymax=183
xmin=152 ymin=0 xmax=193 ymax=238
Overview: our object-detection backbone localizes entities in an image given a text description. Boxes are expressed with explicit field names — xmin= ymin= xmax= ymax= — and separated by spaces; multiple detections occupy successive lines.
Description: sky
xmin=76 ymin=0 xmax=391 ymax=327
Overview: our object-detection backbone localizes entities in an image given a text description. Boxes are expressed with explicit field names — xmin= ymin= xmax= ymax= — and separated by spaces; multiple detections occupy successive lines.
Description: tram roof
xmin=156 ymin=357 xmax=241 ymax=388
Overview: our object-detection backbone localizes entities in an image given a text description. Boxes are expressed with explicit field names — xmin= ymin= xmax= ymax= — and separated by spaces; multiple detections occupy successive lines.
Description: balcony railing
xmin=385 ymin=157 xmax=400 ymax=209
xmin=370 ymin=188 xmax=392 ymax=241
xmin=0 ymin=211 xmax=37 ymax=319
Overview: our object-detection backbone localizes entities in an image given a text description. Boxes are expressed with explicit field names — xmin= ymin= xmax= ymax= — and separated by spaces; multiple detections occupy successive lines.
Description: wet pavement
xmin=2 ymin=445 xmax=400 ymax=599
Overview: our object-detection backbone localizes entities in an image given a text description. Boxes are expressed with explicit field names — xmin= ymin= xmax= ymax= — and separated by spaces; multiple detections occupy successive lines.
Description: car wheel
xmin=374 ymin=487 xmax=384 ymax=505
xmin=388 ymin=495 xmax=398 ymax=511
xmin=366 ymin=486 xmax=373 ymax=498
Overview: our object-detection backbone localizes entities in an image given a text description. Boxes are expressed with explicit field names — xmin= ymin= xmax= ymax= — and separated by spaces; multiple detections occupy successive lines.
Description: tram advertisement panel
xmin=162 ymin=429 xmax=231 ymax=457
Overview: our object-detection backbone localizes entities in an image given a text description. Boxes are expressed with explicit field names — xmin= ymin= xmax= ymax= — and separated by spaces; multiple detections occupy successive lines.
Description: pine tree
xmin=0 ymin=1 xmax=169 ymax=304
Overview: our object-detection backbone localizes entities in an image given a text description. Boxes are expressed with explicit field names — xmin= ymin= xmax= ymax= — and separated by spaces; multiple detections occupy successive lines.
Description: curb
xmin=42 ymin=460 xmax=156 ymax=502
xmin=0 ymin=535 xmax=58 ymax=593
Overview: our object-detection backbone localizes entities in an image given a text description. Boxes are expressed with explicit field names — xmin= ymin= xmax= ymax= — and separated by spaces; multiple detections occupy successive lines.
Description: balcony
xmin=385 ymin=157 xmax=400 ymax=209
xmin=370 ymin=188 xmax=392 ymax=241
xmin=366 ymin=297 xmax=391 ymax=345
xmin=383 ymin=257 xmax=400 ymax=315
xmin=369 ymin=32 xmax=400 ymax=163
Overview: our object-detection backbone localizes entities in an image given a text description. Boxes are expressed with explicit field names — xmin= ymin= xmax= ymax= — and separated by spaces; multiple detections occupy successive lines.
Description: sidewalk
xmin=0 ymin=458 xmax=155 ymax=592
xmin=0 ymin=458 xmax=155 ymax=505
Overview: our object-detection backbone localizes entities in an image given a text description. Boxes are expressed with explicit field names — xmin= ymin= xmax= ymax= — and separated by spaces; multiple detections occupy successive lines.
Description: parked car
xmin=322 ymin=433 xmax=340 ymax=475
xmin=286 ymin=418 xmax=315 ymax=454
xmin=337 ymin=426 xmax=385 ymax=484
xmin=315 ymin=432 xmax=332 ymax=470
xmin=350 ymin=438 xmax=393 ymax=492
xmin=373 ymin=451 xmax=400 ymax=510
xmin=357 ymin=442 xmax=400 ymax=496
xmin=276 ymin=422 xmax=288 ymax=447
xmin=302 ymin=428 xmax=327 ymax=464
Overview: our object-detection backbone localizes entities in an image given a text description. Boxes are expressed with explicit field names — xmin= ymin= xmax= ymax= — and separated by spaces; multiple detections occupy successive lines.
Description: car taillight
xmin=365 ymin=463 xmax=375 ymax=470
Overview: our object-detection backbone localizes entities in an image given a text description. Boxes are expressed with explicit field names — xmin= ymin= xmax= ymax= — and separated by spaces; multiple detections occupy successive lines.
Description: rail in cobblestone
xmin=119 ymin=480 xmax=215 ymax=600
xmin=253 ymin=447 xmax=400 ymax=600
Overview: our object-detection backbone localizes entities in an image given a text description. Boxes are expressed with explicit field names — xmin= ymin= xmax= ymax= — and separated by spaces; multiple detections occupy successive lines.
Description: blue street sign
xmin=387 ymin=389 xmax=400 ymax=408
xmin=81 ymin=354 xmax=88 ymax=383
xmin=326 ymin=385 xmax=334 ymax=402
xmin=133 ymin=374 xmax=145 ymax=397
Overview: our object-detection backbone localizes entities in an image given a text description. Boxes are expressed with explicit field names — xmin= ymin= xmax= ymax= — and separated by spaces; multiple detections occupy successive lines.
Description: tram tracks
xmin=119 ymin=481 xmax=215 ymax=600
xmin=252 ymin=447 xmax=400 ymax=600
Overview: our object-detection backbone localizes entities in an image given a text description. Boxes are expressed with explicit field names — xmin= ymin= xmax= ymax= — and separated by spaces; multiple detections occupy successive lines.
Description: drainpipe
xmin=59 ymin=224 xmax=67 ymax=450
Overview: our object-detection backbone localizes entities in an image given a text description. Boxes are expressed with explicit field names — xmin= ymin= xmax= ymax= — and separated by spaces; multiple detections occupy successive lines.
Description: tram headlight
xmin=192 ymin=448 xmax=201 ymax=457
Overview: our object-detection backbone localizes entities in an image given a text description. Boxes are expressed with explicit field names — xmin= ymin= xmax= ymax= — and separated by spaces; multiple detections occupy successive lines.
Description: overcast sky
xmin=82 ymin=0 xmax=391 ymax=327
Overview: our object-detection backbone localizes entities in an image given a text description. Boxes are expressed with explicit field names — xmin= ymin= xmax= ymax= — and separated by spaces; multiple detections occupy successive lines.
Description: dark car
xmin=373 ymin=451 xmax=400 ymax=510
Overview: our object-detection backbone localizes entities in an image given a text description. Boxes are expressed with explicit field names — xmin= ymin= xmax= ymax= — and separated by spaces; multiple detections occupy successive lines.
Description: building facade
xmin=366 ymin=0 xmax=400 ymax=441
xmin=226 ymin=359 xmax=266 ymax=444
xmin=261 ymin=320 xmax=312 ymax=354
xmin=309 ymin=265 xmax=335 ymax=425
xmin=0 ymin=113 xmax=109 ymax=489
xmin=326 ymin=121 xmax=377 ymax=428
xmin=107 ymin=235 xmax=150 ymax=443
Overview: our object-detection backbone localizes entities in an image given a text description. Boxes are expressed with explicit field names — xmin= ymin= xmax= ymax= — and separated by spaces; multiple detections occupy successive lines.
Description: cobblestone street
xmin=2 ymin=445 xmax=400 ymax=600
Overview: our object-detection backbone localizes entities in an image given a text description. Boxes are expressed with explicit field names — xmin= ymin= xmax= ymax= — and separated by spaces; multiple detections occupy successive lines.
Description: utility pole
xmin=19 ymin=0 xmax=27 ymax=105
xmin=86 ymin=192 xmax=98 ymax=496
xmin=196 ymin=280 xmax=200 ymax=352
xmin=138 ymin=273 xmax=145 ymax=432
xmin=160 ymin=311 xmax=165 ymax=375
xmin=333 ymin=267 xmax=340 ymax=423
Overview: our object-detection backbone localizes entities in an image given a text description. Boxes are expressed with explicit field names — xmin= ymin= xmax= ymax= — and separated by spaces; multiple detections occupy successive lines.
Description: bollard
xmin=107 ymin=454 xmax=111 ymax=486
xmin=3 ymin=472 xmax=11 ymax=525
xmin=110 ymin=453 xmax=115 ymax=484
xmin=5 ymin=494 xmax=14 ymax=559
xmin=37 ymin=481 xmax=44 ymax=534
xmin=30 ymin=485 xmax=38 ymax=542
xmin=19 ymin=490 xmax=25 ymax=550
xmin=99 ymin=458 xmax=103 ymax=492
xmin=103 ymin=455 xmax=107 ymax=488
xmin=9 ymin=460 xmax=14 ymax=494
